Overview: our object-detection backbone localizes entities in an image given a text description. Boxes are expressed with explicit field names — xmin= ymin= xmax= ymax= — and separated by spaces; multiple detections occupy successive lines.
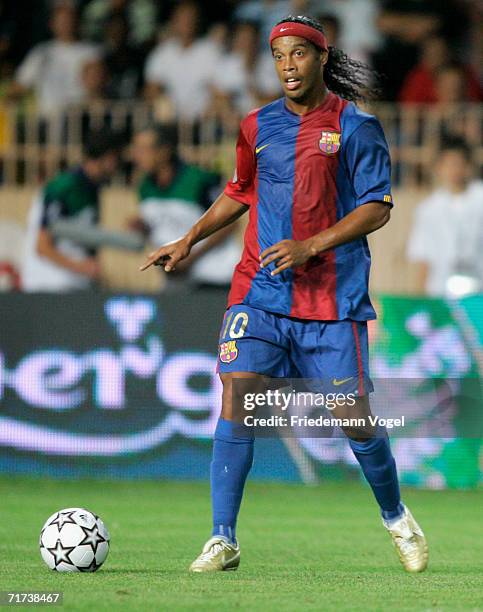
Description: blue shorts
xmin=216 ymin=304 xmax=373 ymax=395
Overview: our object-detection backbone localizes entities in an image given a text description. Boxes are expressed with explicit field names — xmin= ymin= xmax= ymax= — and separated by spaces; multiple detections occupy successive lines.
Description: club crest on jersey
xmin=219 ymin=340 xmax=238 ymax=363
xmin=319 ymin=131 xmax=341 ymax=155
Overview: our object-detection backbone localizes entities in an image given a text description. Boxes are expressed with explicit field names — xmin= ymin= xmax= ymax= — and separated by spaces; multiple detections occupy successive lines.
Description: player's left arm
xmin=310 ymin=200 xmax=390 ymax=253
xmin=261 ymin=118 xmax=393 ymax=276
xmin=260 ymin=202 xmax=390 ymax=275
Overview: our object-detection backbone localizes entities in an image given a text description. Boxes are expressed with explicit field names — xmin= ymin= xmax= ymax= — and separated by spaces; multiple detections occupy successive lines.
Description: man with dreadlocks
xmin=141 ymin=15 xmax=428 ymax=574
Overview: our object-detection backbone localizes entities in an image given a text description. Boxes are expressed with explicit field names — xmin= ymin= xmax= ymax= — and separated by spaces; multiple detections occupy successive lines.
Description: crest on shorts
xmin=219 ymin=340 xmax=238 ymax=363
xmin=319 ymin=131 xmax=341 ymax=155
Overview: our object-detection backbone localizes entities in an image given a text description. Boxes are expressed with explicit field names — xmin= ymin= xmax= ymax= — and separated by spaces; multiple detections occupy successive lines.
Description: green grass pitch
xmin=0 ymin=477 xmax=482 ymax=611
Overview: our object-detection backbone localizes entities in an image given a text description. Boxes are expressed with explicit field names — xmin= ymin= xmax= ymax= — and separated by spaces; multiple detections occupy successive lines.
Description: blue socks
xmin=210 ymin=418 xmax=254 ymax=543
xmin=210 ymin=419 xmax=403 ymax=541
xmin=349 ymin=433 xmax=404 ymax=521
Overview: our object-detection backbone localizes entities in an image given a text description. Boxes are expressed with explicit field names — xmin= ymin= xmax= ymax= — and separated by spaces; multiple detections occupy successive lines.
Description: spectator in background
xmin=82 ymin=0 xmax=159 ymax=50
xmin=76 ymin=58 xmax=115 ymax=147
xmin=233 ymin=0 xmax=293 ymax=43
xmin=144 ymin=1 xmax=221 ymax=120
xmin=21 ymin=128 xmax=120 ymax=292
xmin=233 ymin=1 xmax=324 ymax=45
xmin=317 ymin=13 xmax=340 ymax=48
xmin=399 ymin=36 xmax=481 ymax=104
xmin=0 ymin=1 xmax=15 ymax=155
xmin=130 ymin=125 xmax=241 ymax=289
xmin=0 ymin=0 xmax=15 ymax=80
xmin=434 ymin=62 xmax=480 ymax=106
xmin=103 ymin=13 xmax=144 ymax=99
xmin=0 ymin=220 xmax=23 ymax=290
xmin=372 ymin=2 xmax=442 ymax=100
xmin=211 ymin=21 xmax=280 ymax=117
xmin=429 ymin=64 xmax=483 ymax=147
xmin=320 ymin=0 xmax=380 ymax=63
xmin=407 ymin=136 xmax=483 ymax=296
xmin=81 ymin=58 xmax=109 ymax=104
xmin=7 ymin=3 xmax=100 ymax=115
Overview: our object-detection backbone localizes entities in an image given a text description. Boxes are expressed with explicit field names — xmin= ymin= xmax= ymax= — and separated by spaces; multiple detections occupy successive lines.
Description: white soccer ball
xmin=39 ymin=507 xmax=110 ymax=572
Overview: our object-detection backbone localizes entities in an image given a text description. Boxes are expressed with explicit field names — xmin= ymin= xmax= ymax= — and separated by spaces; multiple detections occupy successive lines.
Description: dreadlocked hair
xmin=275 ymin=15 xmax=381 ymax=102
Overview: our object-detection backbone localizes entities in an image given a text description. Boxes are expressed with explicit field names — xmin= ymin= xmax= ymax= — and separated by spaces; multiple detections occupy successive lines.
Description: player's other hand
xmin=139 ymin=237 xmax=192 ymax=272
xmin=259 ymin=239 xmax=314 ymax=276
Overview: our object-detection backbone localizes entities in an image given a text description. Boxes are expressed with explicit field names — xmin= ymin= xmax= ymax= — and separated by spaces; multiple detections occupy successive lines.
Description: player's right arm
xmin=140 ymin=117 xmax=256 ymax=272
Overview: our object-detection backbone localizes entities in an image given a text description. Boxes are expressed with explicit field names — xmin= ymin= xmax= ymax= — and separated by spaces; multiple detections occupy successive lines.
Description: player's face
xmin=272 ymin=36 xmax=327 ymax=102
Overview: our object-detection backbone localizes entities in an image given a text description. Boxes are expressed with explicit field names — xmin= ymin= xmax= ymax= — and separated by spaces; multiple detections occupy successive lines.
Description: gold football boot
xmin=384 ymin=506 xmax=428 ymax=573
xmin=189 ymin=536 xmax=240 ymax=573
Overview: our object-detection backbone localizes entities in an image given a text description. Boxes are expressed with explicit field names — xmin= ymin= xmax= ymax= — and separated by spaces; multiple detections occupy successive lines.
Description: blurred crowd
xmin=0 ymin=0 xmax=481 ymax=120
xmin=0 ymin=121 xmax=481 ymax=298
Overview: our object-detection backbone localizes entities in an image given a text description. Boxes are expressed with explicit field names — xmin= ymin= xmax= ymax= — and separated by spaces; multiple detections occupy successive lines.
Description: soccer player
xmin=22 ymin=128 xmax=120 ymax=292
xmin=141 ymin=15 xmax=428 ymax=573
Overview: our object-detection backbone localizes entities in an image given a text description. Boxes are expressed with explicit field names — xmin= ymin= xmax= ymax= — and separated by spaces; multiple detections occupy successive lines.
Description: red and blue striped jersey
xmin=224 ymin=92 xmax=393 ymax=321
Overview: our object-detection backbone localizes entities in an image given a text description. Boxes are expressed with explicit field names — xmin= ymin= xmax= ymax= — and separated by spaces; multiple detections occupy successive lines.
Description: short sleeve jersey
xmin=224 ymin=92 xmax=393 ymax=321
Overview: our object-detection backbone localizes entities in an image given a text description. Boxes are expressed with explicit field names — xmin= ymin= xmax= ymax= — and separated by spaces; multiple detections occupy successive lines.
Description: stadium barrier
xmin=0 ymin=102 xmax=481 ymax=188
xmin=0 ymin=186 xmax=429 ymax=294
xmin=0 ymin=290 xmax=481 ymax=488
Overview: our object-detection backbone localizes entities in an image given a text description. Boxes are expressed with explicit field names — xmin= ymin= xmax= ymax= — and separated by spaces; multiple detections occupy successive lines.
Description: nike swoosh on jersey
xmin=332 ymin=377 xmax=353 ymax=386
xmin=255 ymin=144 xmax=270 ymax=154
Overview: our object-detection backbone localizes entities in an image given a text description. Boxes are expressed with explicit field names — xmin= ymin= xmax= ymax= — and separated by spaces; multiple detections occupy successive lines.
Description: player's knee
xmin=218 ymin=372 xmax=253 ymax=421
xmin=336 ymin=395 xmax=377 ymax=440
xmin=218 ymin=372 xmax=266 ymax=421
